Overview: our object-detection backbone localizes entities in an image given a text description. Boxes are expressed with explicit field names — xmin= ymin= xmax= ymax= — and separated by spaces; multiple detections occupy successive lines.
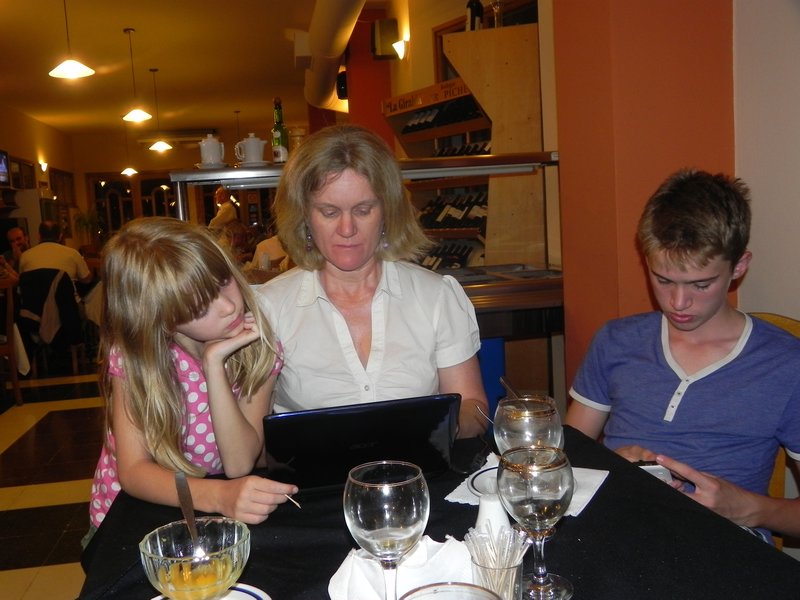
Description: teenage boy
xmin=566 ymin=169 xmax=800 ymax=540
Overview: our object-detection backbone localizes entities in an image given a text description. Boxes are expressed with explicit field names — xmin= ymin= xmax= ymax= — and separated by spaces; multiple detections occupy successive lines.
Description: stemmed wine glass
xmin=493 ymin=395 xmax=564 ymax=454
xmin=496 ymin=446 xmax=574 ymax=600
xmin=343 ymin=461 xmax=431 ymax=600
xmin=490 ymin=0 xmax=503 ymax=28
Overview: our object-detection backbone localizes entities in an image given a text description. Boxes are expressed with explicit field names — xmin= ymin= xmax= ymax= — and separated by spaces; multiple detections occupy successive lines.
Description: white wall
xmin=735 ymin=0 xmax=800 ymax=317
xmin=735 ymin=0 xmax=800 ymax=558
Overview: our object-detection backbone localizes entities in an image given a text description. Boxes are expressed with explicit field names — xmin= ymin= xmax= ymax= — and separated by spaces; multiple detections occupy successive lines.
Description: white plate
xmin=195 ymin=162 xmax=228 ymax=169
xmin=238 ymin=160 xmax=270 ymax=167
xmin=151 ymin=583 xmax=271 ymax=600
xmin=468 ymin=466 xmax=499 ymax=497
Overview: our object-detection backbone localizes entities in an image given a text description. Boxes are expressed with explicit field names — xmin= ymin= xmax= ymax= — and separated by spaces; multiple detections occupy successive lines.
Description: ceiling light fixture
xmin=49 ymin=0 xmax=94 ymax=78
xmin=122 ymin=28 xmax=152 ymax=123
xmin=148 ymin=68 xmax=172 ymax=152
xmin=121 ymin=124 xmax=138 ymax=176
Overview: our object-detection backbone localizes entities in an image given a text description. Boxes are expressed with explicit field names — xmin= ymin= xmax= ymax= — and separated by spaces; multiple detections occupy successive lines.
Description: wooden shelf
xmin=424 ymin=227 xmax=482 ymax=240
xmin=399 ymin=117 xmax=491 ymax=144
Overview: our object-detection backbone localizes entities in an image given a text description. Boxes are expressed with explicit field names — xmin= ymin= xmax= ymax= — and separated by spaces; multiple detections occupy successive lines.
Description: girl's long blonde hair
xmin=99 ymin=217 xmax=277 ymax=476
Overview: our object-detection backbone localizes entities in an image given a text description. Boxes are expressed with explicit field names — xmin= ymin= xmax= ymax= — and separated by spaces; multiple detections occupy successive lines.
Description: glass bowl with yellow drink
xmin=139 ymin=517 xmax=250 ymax=600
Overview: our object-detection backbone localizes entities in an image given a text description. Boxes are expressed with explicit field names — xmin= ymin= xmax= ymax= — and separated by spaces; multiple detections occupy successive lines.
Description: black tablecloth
xmin=79 ymin=426 xmax=800 ymax=599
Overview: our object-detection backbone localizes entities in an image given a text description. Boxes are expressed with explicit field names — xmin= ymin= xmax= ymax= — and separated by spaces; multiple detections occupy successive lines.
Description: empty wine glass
xmin=493 ymin=395 xmax=563 ymax=454
xmin=343 ymin=461 xmax=430 ymax=600
xmin=497 ymin=446 xmax=574 ymax=600
xmin=490 ymin=0 xmax=503 ymax=28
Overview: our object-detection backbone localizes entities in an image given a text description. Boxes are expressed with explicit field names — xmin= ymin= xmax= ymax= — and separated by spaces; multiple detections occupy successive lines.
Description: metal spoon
xmin=499 ymin=375 xmax=520 ymax=399
xmin=476 ymin=376 xmax=523 ymax=424
xmin=175 ymin=471 xmax=206 ymax=558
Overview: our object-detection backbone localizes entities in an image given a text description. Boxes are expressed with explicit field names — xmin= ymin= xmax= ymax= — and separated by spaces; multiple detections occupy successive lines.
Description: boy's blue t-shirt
xmin=570 ymin=312 xmax=800 ymax=495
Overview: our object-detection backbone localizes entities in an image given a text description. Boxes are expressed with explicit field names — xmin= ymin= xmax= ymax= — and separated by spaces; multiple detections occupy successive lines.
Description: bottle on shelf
xmin=271 ymin=97 xmax=290 ymax=163
xmin=466 ymin=0 xmax=484 ymax=31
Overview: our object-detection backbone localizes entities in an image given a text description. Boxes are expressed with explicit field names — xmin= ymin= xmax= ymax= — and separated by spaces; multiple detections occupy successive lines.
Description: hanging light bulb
xmin=121 ymin=123 xmax=138 ymax=176
xmin=49 ymin=0 xmax=94 ymax=78
xmin=148 ymin=68 xmax=172 ymax=152
xmin=122 ymin=28 xmax=152 ymax=123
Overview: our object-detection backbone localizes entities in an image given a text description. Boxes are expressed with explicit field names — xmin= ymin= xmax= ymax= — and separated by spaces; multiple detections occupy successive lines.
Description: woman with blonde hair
xmin=257 ymin=124 xmax=488 ymax=438
xmin=86 ymin=217 xmax=296 ymax=544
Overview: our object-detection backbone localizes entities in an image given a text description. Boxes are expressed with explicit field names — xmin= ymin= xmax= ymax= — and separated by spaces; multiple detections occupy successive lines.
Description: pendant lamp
xmin=49 ymin=0 xmax=94 ymax=78
xmin=121 ymin=124 xmax=138 ymax=176
xmin=122 ymin=28 xmax=152 ymax=123
xmin=148 ymin=68 xmax=172 ymax=152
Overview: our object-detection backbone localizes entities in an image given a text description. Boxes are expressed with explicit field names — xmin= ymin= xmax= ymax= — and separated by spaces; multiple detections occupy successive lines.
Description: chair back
xmin=750 ymin=312 xmax=800 ymax=549
xmin=0 ymin=277 xmax=22 ymax=404
xmin=17 ymin=268 xmax=83 ymax=345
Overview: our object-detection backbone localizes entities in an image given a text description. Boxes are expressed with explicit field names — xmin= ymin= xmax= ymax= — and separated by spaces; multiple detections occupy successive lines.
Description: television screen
xmin=0 ymin=150 xmax=9 ymax=186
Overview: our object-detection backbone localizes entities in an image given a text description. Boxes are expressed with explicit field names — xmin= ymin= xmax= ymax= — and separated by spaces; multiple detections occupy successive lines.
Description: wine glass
xmin=343 ymin=461 xmax=431 ymax=600
xmin=496 ymin=446 xmax=574 ymax=600
xmin=493 ymin=395 xmax=564 ymax=454
xmin=490 ymin=0 xmax=503 ymax=28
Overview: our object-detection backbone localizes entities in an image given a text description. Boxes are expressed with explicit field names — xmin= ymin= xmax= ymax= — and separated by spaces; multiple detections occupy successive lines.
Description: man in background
xmin=4 ymin=226 xmax=29 ymax=271
xmin=19 ymin=220 xmax=92 ymax=285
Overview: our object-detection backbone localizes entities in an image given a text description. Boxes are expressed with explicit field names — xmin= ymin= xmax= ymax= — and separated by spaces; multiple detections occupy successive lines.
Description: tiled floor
xmin=0 ymin=361 xmax=103 ymax=600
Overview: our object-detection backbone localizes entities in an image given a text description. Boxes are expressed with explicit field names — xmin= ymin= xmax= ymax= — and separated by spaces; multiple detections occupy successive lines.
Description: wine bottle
xmin=271 ymin=97 xmax=290 ymax=163
xmin=466 ymin=0 xmax=484 ymax=31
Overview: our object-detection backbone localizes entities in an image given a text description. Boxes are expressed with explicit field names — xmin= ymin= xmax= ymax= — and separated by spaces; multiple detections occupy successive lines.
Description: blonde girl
xmin=88 ymin=217 xmax=296 ymax=540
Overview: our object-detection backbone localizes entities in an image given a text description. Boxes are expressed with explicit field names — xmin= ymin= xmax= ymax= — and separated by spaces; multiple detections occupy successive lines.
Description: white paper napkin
xmin=446 ymin=454 xmax=609 ymax=517
xmin=329 ymin=535 xmax=472 ymax=600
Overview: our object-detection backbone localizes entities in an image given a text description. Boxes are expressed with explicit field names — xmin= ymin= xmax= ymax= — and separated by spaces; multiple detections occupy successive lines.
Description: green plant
xmin=73 ymin=208 xmax=101 ymax=246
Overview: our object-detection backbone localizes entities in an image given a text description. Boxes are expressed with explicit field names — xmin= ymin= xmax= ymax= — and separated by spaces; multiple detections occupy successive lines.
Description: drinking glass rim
xmin=499 ymin=446 xmax=569 ymax=473
xmin=400 ymin=581 xmax=502 ymax=599
xmin=496 ymin=396 xmax=557 ymax=415
xmin=347 ymin=460 xmax=424 ymax=487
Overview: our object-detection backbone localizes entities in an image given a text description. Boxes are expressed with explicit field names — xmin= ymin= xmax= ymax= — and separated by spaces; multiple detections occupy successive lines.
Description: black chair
xmin=0 ymin=277 xmax=23 ymax=404
xmin=16 ymin=268 xmax=86 ymax=376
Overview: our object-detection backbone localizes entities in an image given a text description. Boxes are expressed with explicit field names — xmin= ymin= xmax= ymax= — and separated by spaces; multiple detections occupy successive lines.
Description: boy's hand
xmin=615 ymin=444 xmax=658 ymax=463
xmin=655 ymin=454 xmax=760 ymax=527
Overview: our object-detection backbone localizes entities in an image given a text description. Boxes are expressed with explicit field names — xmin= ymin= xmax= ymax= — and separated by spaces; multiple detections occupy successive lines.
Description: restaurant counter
xmin=79 ymin=426 xmax=800 ymax=599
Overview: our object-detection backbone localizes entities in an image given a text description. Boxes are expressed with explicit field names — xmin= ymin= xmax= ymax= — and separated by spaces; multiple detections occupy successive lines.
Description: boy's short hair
xmin=637 ymin=169 xmax=751 ymax=268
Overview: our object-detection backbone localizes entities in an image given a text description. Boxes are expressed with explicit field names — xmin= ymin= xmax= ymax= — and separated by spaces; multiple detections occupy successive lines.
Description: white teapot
xmin=235 ymin=133 xmax=267 ymax=164
xmin=199 ymin=133 xmax=224 ymax=165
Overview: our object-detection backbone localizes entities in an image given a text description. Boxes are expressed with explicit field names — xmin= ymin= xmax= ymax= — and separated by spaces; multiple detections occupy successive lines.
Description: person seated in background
xmin=247 ymin=233 xmax=288 ymax=272
xmin=565 ymin=169 xmax=800 ymax=541
xmin=218 ymin=220 xmax=254 ymax=266
xmin=0 ymin=256 xmax=19 ymax=285
xmin=208 ymin=186 xmax=238 ymax=233
xmin=256 ymin=124 xmax=488 ymax=439
xmin=3 ymin=226 xmax=30 ymax=278
xmin=19 ymin=220 xmax=92 ymax=286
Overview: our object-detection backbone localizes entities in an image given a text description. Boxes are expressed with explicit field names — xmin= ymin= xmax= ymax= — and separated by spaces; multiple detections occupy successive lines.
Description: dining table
xmin=79 ymin=426 xmax=800 ymax=599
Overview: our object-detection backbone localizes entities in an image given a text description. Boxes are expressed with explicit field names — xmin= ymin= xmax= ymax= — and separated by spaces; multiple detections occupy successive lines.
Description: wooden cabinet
xmin=383 ymin=78 xmax=491 ymax=159
xmin=384 ymin=24 xmax=551 ymax=270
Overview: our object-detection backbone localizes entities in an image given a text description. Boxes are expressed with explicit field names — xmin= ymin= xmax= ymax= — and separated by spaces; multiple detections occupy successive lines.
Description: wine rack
xmin=383 ymin=79 xmax=492 ymax=268
xmin=383 ymin=24 xmax=548 ymax=272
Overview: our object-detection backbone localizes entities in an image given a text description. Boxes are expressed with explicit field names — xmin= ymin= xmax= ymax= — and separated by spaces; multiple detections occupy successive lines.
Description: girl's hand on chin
xmin=204 ymin=313 xmax=261 ymax=362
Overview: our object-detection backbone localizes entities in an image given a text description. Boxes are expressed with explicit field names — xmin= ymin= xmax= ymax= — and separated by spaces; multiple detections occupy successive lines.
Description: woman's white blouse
xmin=256 ymin=260 xmax=480 ymax=412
